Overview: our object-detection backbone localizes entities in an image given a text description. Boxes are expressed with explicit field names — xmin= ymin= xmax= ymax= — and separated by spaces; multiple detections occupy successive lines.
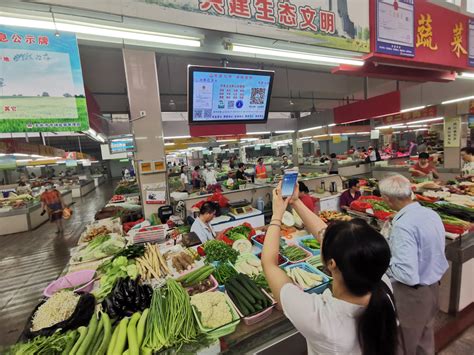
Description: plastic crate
xmin=191 ymin=292 xmax=240 ymax=338
xmin=306 ymin=255 xmax=332 ymax=280
xmin=284 ymin=262 xmax=331 ymax=293
xmin=186 ymin=275 xmax=218 ymax=296
xmin=281 ymin=245 xmax=312 ymax=264
xmin=226 ymin=289 xmax=276 ymax=325
xmin=256 ymin=252 xmax=289 ymax=267
xmin=251 ymin=234 xmax=265 ymax=248
xmin=296 ymin=236 xmax=321 ymax=256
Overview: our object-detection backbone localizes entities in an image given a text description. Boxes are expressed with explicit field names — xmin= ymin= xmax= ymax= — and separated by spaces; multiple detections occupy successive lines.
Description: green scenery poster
xmin=0 ymin=25 xmax=89 ymax=132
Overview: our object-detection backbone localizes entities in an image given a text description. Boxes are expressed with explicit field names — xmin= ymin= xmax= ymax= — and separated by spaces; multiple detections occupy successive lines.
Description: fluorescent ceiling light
xmin=301 ymin=136 xmax=312 ymax=140
xmin=327 ymin=123 xmax=337 ymax=127
xmin=230 ymin=43 xmax=364 ymax=67
xmin=414 ymin=128 xmax=429 ymax=131
xmin=298 ymin=126 xmax=322 ymax=133
xmin=356 ymin=132 xmax=370 ymax=135
xmin=442 ymin=96 xmax=474 ymax=105
xmin=400 ymin=105 xmax=426 ymax=113
xmin=164 ymin=142 xmax=175 ymax=146
xmin=408 ymin=117 xmax=444 ymax=125
xmin=164 ymin=135 xmax=191 ymax=139
xmin=13 ymin=153 xmax=29 ymax=157
xmin=406 ymin=124 xmax=427 ymax=128
xmin=313 ymin=134 xmax=328 ymax=138
xmin=247 ymin=131 xmax=270 ymax=135
xmin=0 ymin=16 xmax=200 ymax=47
xmin=329 ymin=133 xmax=340 ymax=136
xmin=30 ymin=154 xmax=43 ymax=158
xmin=458 ymin=72 xmax=474 ymax=79
xmin=274 ymin=130 xmax=295 ymax=134
xmin=241 ymin=138 xmax=258 ymax=142
xmin=216 ymin=139 xmax=237 ymax=142
xmin=16 ymin=159 xmax=31 ymax=163
xmin=376 ymin=124 xmax=405 ymax=130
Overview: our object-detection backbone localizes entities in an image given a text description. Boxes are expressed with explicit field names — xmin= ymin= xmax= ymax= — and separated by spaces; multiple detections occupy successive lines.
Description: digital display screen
xmin=109 ymin=135 xmax=135 ymax=154
xmin=188 ymin=66 xmax=274 ymax=124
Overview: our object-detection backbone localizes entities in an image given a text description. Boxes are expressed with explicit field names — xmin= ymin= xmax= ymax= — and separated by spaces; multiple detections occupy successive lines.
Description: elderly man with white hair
xmin=379 ymin=174 xmax=448 ymax=355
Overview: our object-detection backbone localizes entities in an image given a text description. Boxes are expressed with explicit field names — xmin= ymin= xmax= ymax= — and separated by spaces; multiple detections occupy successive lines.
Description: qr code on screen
xmin=203 ymin=109 xmax=212 ymax=118
xmin=250 ymin=88 xmax=266 ymax=105
xmin=227 ymin=101 xmax=234 ymax=109
xmin=194 ymin=109 xmax=203 ymax=119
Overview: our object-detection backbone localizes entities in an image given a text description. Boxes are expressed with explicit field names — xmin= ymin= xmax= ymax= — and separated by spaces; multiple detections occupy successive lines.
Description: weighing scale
xmin=228 ymin=200 xmax=253 ymax=216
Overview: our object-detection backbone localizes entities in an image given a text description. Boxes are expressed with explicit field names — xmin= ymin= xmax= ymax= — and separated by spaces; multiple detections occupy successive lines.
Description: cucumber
xmin=229 ymin=278 xmax=255 ymax=304
xmin=237 ymin=274 xmax=266 ymax=302
xmin=226 ymin=283 xmax=255 ymax=314
xmin=185 ymin=267 xmax=215 ymax=286
xmin=178 ymin=265 xmax=214 ymax=284
xmin=226 ymin=290 xmax=249 ymax=316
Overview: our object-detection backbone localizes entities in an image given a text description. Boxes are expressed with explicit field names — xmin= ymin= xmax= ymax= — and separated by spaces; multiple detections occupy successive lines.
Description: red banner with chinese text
xmin=376 ymin=106 xmax=438 ymax=125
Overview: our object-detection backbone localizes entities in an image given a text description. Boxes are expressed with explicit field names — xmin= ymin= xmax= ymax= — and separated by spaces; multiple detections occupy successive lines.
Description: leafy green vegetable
xmin=251 ymin=273 xmax=270 ymax=292
xmin=301 ymin=239 xmax=320 ymax=250
xmin=93 ymin=256 xmax=137 ymax=301
xmin=203 ymin=240 xmax=239 ymax=264
xmin=213 ymin=263 xmax=237 ymax=285
xmin=226 ymin=225 xmax=251 ymax=241
xmin=5 ymin=329 xmax=76 ymax=354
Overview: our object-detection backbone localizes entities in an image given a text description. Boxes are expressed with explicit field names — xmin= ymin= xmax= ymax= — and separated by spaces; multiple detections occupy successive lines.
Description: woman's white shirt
xmin=190 ymin=217 xmax=215 ymax=243
xmin=180 ymin=173 xmax=189 ymax=184
xmin=280 ymin=284 xmax=365 ymax=355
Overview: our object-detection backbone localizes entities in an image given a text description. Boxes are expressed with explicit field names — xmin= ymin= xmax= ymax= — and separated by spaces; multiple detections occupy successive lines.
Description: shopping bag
xmin=63 ymin=207 xmax=73 ymax=219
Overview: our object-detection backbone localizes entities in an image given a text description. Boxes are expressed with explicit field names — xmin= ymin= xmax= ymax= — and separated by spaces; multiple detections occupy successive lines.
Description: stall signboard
xmin=444 ymin=117 xmax=461 ymax=148
xmin=35 ymin=0 xmax=370 ymax=53
xmin=66 ymin=159 xmax=78 ymax=167
xmin=373 ymin=0 xmax=474 ymax=70
xmin=0 ymin=25 xmax=89 ymax=132
xmin=376 ymin=106 xmax=437 ymax=126
xmin=376 ymin=0 xmax=415 ymax=57
xmin=332 ymin=135 xmax=342 ymax=144
xmin=153 ymin=161 xmax=166 ymax=172
xmin=0 ymin=157 xmax=16 ymax=169
xmin=468 ymin=115 xmax=474 ymax=129
xmin=469 ymin=19 xmax=474 ymax=67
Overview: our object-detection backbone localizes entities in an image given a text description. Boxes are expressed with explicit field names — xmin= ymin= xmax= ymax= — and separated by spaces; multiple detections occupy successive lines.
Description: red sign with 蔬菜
xmin=371 ymin=0 xmax=474 ymax=71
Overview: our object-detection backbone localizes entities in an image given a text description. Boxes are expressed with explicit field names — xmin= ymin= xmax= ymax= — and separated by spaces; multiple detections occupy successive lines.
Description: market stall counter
xmin=372 ymin=165 xmax=459 ymax=181
xmin=71 ymin=179 xmax=96 ymax=198
xmin=172 ymin=175 xmax=344 ymax=218
xmin=0 ymin=189 xmax=72 ymax=236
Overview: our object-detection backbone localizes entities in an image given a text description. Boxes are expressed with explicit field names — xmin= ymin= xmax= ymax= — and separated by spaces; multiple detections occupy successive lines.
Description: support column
xmin=123 ymin=48 xmax=167 ymax=219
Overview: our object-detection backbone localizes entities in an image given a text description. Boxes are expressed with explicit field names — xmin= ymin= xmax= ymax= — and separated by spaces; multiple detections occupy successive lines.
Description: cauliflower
xmin=190 ymin=292 xmax=233 ymax=329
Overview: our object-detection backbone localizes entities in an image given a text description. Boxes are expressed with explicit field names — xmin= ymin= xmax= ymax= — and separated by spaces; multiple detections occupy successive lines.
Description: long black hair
xmin=321 ymin=219 xmax=397 ymax=355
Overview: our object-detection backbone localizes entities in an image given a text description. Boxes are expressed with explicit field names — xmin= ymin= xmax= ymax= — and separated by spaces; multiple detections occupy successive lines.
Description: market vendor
xmin=191 ymin=166 xmax=202 ymax=189
xmin=298 ymin=181 xmax=317 ymax=212
xmin=261 ymin=181 xmax=397 ymax=354
xmin=460 ymin=146 xmax=474 ymax=178
xmin=281 ymin=155 xmax=292 ymax=173
xmin=190 ymin=202 xmax=218 ymax=243
xmin=16 ymin=181 xmax=31 ymax=195
xmin=255 ymin=157 xmax=268 ymax=179
xmin=202 ymin=163 xmax=217 ymax=186
xmin=409 ymin=152 xmax=439 ymax=182
xmin=339 ymin=179 xmax=361 ymax=209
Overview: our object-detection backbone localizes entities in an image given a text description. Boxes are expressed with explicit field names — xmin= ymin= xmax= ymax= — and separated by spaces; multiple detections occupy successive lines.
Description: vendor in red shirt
xmin=409 ymin=152 xmax=439 ymax=181
xmin=339 ymin=178 xmax=361 ymax=209
xmin=298 ymin=181 xmax=317 ymax=212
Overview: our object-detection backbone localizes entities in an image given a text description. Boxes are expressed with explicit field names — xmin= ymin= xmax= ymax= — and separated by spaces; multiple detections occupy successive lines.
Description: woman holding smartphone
xmin=261 ymin=182 xmax=398 ymax=355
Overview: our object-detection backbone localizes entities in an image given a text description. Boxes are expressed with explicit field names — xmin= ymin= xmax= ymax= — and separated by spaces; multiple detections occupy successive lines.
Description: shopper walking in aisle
xmin=191 ymin=166 xmax=202 ymax=189
xmin=379 ymin=174 xmax=448 ymax=355
xmin=40 ymin=182 xmax=66 ymax=234
xmin=328 ymin=153 xmax=339 ymax=174
xmin=261 ymin=182 xmax=398 ymax=355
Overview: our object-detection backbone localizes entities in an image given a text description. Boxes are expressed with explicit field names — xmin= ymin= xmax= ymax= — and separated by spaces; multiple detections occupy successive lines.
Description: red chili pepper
xmin=373 ymin=210 xmax=393 ymax=220
xmin=443 ymin=223 xmax=466 ymax=235
xmin=197 ymin=245 xmax=206 ymax=256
